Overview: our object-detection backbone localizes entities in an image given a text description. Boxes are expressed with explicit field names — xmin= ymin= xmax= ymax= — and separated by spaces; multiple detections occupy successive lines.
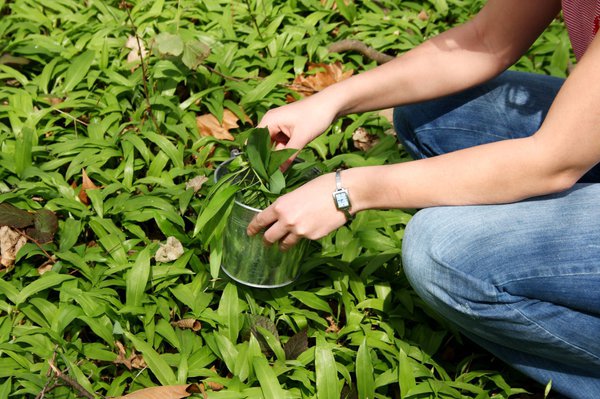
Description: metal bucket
xmin=215 ymin=152 xmax=310 ymax=288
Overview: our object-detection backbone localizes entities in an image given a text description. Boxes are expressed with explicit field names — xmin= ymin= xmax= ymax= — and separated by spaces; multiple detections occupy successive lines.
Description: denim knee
xmin=401 ymin=206 xmax=495 ymax=319
xmin=401 ymin=207 xmax=454 ymax=309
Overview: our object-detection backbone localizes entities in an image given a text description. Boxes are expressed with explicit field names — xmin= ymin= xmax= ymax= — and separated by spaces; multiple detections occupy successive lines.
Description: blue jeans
xmin=394 ymin=71 xmax=600 ymax=398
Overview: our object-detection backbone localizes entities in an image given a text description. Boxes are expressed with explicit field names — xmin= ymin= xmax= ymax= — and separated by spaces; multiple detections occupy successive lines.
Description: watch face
xmin=334 ymin=191 xmax=350 ymax=208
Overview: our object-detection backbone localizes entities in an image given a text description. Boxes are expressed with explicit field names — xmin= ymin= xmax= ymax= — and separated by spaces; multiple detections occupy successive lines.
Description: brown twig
xmin=205 ymin=65 xmax=256 ymax=82
xmin=328 ymin=39 xmax=395 ymax=64
xmin=47 ymin=361 xmax=96 ymax=399
xmin=14 ymin=228 xmax=57 ymax=266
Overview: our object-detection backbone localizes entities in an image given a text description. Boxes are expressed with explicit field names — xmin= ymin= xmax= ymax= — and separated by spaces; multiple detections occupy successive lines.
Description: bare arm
xmin=330 ymin=0 xmax=562 ymax=115
xmin=344 ymin=32 xmax=600 ymax=212
xmin=259 ymin=0 xmax=562 ymax=149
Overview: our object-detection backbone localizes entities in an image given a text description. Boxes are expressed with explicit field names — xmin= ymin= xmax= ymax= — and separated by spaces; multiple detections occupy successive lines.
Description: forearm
xmin=316 ymin=0 xmax=560 ymax=117
xmin=325 ymin=24 xmax=506 ymax=117
xmin=346 ymin=137 xmax=573 ymax=211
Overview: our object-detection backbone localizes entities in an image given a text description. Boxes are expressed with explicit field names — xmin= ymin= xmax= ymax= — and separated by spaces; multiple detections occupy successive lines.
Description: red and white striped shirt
xmin=562 ymin=0 xmax=600 ymax=60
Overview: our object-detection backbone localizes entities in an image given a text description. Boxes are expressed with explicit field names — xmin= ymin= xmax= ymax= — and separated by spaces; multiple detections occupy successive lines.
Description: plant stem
xmin=121 ymin=2 xmax=162 ymax=135
xmin=242 ymin=0 xmax=272 ymax=57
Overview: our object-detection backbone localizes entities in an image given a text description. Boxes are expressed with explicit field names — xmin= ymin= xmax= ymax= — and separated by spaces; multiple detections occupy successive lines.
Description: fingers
xmin=279 ymin=233 xmax=301 ymax=252
xmin=246 ymin=207 xmax=276 ymax=236
xmin=246 ymin=205 xmax=302 ymax=250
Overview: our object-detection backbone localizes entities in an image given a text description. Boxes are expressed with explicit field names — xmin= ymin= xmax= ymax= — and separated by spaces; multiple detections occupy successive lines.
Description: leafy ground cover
xmin=0 ymin=0 xmax=572 ymax=398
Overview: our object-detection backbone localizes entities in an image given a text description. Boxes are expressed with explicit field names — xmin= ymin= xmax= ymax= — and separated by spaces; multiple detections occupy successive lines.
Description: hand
xmin=258 ymin=93 xmax=338 ymax=151
xmin=246 ymin=173 xmax=348 ymax=251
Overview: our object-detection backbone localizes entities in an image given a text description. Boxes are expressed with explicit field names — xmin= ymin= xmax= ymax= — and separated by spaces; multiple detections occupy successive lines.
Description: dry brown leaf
xmin=125 ymin=35 xmax=148 ymax=64
xmin=205 ymin=380 xmax=225 ymax=392
xmin=185 ymin=175 xmax=208 ymax=193
xmin=155 ymin=236 xmax=185 ymax=263
xmin=114 ymin=340 xmax=146 ymax=371
xmin=171 ymin=318 xmax=202 ymax=331
xmin=37 ymin=262 xmax=54 ymax=275
xmin=196 ymin=109 xmax=239 ymax=140
xmin=325 ymin=315 xmax=340 ymax=334
xmin=78 ymin=169 xmax=99 ymax=205
xmin=418 ymin=9 xmax=429 ymax=21
xmin=352 ymin=127 xmax=379 ymax=152
xmin=113 ymin=384 xmax=201 ymax=399
xmin=0 ymin=226 xmax=27 ymax=270
xmin=203 ymin=365 xmax=225 ymax=391
xmin=288 ymin=62 xmax=353 ymax=99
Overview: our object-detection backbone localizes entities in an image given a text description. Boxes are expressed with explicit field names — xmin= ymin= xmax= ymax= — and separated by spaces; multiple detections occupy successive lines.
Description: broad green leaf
xmin=398 ymin=348 xmax=416 ymax=398
xmin=315 ymin=335 xmax=340 ymax=399
xmin=268 ymin=169 xmax=285 ymax=195
xmin=246 ymin=128 xmax=271 ymax=182
xmin=182 ymin=40 xmax=210 ymax=70
xmin=253 ymin=356 xmax=287 ymax=399
xmin=155 ymin=32 xmax=184 ymax=56
xmin=217 ymin=283 xmax=241 ymax=342
xmin=58 ymin=218 xmax=82 ymax=252
xmin=0 ymin=280 xmax=20 ymax=305
xmin=125 ymin=331 xmax=177 ymax=385
xmin=126 ymin=246 xmax=152 ymax=308
xmin=356 ymin=338 xmax=375 ymax=399
xmin=267 ymin=148 xmax=296 ymax=176
xmin=214 ymin=333 xmax=239 ymax=374
xmin=241 ymin=70 xmax=290 ymax=105
xmin=255 ymin=325 xmax=285 ymax=361
xmin=289 ymin=291 xmax=332 ymax=314
xmin=14 ymin=273 xmax=74 ymax=306
xmin=0 ymin=377 xmax=11 ymax=398
xmin=193 ymin=186 xmax=238 ymax=238
xmin=15 ymin=126 xmax=33 ymax=178
xmin=61 ymin=50 xmax=96 ymax=92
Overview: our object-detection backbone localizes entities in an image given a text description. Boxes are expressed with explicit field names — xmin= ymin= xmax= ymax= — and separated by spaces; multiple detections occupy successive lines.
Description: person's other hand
xmin=246 ymin=173 xmax=348 ymax=251
xmin=258 ymin=94 xmax=338 ymax=152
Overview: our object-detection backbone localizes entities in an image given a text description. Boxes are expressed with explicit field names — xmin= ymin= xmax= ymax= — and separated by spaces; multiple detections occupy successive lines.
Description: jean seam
xmin=496 ymin=271 xmax=600 ymax=287
xmin=503 ymin=299 xmax=600 ymax=363
xmin=430 ymin=251 xmax=600 ymax=363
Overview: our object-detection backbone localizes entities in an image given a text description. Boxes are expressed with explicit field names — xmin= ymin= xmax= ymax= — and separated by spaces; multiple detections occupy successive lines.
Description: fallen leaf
xmin=37 ymin=261 xmax=55 ymax=275
xmin=171 ymin=318 xmax=202 ymax=331
xmin=418 ymin=9 xmax=429 ymax=21
xmin=185 ymin=175 xmax=208 ymax=193
xmin=113 ymin=384 xmax=201 ymax=399
xmin=196 ymin=109 xmax=239 ymax=140
xmin=325 ymin=315 xmax=340 ymax=334
xmin=0 ymin=226 xmax=27 ymax=270
xmin=29 ymin=209 xmax=58 ymax=243
xmin=205 ymin=380 xmax=225 ymax=392
xmin=78 ymin=169 xmax=99 ymax=205
xmin=114 ymin=340 xmax=146 ymax=371
xmin=125 ymin=35 xmax=148 ymax=63
xmin=0 ymin=203 xmax=34 ymax=228
xmin=155 ymin=236 xmax=185 ymax=263
xmin=288 ymin=62 xmax=353 ymax=99
xmin=352 ymin=127 xmax=379 ymax=152
xmin=204 ymin=366 xmax=225 ymax=392
xmin=283 ymin=330 xmax=309 ymax=360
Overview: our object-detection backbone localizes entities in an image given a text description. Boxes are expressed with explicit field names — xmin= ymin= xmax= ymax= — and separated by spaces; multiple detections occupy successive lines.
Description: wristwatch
xmin=332 ymin=169 xmax=352 ymax=221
